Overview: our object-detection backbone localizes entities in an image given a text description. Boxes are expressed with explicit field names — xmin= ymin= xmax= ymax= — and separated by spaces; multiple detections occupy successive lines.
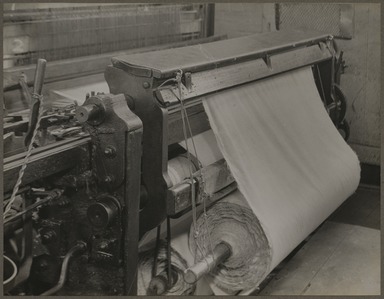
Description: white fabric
xmin=198 ymin=66 xmax=360 ymax=292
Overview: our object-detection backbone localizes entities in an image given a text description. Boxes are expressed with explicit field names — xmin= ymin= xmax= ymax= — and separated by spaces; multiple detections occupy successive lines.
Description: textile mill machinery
xmin=3 ymin=30 xmax=349 ymax=295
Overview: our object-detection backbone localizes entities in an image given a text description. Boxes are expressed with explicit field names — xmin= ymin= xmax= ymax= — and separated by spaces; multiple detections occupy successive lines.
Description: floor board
xmin=259 ymin=186 xmax=380 ymax=295
xmin=328 ymin=185 xmax=380 ymax=230
xmin=260 ymin=222 xmax=380 ymax=295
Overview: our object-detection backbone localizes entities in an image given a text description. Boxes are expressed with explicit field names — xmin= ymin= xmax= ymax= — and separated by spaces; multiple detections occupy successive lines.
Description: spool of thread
xmin=188 ymin=190 xmax=271 ymax=292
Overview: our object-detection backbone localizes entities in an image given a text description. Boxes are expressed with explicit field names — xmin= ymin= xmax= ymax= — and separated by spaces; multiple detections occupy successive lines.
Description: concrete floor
xmin=258 ymin=185 xmax=381 ymax=296
xmin=329 ymin=185 xmax=380 ymax=230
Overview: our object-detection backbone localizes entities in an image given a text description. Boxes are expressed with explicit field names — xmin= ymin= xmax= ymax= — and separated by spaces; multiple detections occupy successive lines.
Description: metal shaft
xmin=183 ymin=242 xmax=231 ymax=284
xmin=25 ymin=58 xmax=47 ymax=147
xmin=75 ymin=104 xmax=101 ymax=123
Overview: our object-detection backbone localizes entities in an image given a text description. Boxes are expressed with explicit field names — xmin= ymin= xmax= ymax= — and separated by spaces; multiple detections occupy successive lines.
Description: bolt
xmin=41 ymin=230 xmax=57 ymax=244
xmin=142 ymin=81 xmax=150 ymax=89
xmin=104 ymin=146 xmax=116 ymax=158
xmin=104 ymin=176 xmax=113 ymax=183
xmin=99 ymin=243 xmax=107 ymax=250
xmin=38 ymin=261 xmax=49 ymax=271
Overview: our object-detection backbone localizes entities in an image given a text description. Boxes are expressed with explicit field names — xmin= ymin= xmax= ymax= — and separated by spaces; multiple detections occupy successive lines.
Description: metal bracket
xmin=183 ymin=72 xmax=193 ymax=91
xmin=262 ymin=55 xmax=272 ymax=69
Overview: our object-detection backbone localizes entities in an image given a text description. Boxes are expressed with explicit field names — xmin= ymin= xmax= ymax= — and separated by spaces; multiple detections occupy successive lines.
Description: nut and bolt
xmin=104 ymin=176 xmax=113 ymax=183
xmin=41 ymin=230 xmax=57 ymax=244
xmin=104 ymin=146 xmax=116 ymax=158
xmin=39 ymin=260 xmax=49 ymax=270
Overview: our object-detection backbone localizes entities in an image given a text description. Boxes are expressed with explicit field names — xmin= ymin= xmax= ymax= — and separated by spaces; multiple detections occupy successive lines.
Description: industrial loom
xmin=3 ymin=30 xmax=349 ymax=295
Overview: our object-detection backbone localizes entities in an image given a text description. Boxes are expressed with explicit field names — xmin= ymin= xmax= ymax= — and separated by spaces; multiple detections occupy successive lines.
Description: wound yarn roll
xmin=189 ymin=191 xmax=271 ymax=292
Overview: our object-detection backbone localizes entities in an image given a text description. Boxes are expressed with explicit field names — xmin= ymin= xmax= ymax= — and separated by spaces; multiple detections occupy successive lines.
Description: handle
xmin=33 ymin=59 xmax=47 ymax=95
xmin=24 ymin=59 xmax=47 ymax=146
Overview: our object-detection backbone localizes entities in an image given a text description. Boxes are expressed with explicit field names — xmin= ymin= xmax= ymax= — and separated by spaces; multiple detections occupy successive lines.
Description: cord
xmin=174 ymin=70 xmax=215 ymax=263
xmin=4 ymin=94 xmax=45 ymax=219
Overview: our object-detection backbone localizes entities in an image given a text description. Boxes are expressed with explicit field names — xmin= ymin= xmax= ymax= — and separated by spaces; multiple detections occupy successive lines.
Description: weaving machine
xmin=3 ymin=30 xmax=349 ymax=295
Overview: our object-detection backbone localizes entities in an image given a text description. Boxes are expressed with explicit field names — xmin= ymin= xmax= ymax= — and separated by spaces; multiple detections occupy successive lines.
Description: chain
xmin=4 ymin=94 xmax=45 ymax=219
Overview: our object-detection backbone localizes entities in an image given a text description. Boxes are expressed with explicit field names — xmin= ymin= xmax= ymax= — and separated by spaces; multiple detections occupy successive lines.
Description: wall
xmin=3 ymin=4 xmax=205 ymax=67
xmin=214 ymin=3 xmax=276 ymax=37
xmin=214 ymin=3 xmax=380 ymax=166
xmin=337 ymin=3 xmax=380 ymax=165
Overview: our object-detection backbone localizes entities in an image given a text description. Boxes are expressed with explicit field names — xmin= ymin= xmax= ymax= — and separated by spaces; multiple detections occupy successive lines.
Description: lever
xmin=24 ymin=59 xmax=47 ymax=147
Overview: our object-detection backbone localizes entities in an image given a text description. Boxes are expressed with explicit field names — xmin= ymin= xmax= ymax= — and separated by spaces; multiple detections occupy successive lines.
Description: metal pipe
xmin=40 ymin=241 xmax=87 ymax=296
xmin=75 ymin=104 xmax=101 ymax=124
xmin=183 ymin=242 xmax=231 ymax=284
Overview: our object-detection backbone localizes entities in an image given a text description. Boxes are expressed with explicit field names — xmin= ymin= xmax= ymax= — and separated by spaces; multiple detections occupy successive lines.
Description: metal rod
xmin=40 ymin=241 xmax=87 ymax=296
xmin=152 ymin=224 xmax=162 ymax=277
xmin=166 ymin=217 xmax=172 ymax=288
xmin=25 ymin=58 xmax=46 ymax=147
xmin=19 ymin=76 xmax=32 ymax=104
xmin=75 ymin=104 xmax=100 ymax=123
xmin=183 ymin=242 xmax=231 ymax=284
xmin=4 ymin=189 xmax=63 ymax=224
xmin=32 ymin=59 xmax=47 ymax=95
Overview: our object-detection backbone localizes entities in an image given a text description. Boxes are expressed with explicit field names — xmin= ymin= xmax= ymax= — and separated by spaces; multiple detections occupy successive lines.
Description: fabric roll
xmin=189 ymin=66 xmax=360 ymax=293
xmin=189 ymin=190 xmax=270 ymax=292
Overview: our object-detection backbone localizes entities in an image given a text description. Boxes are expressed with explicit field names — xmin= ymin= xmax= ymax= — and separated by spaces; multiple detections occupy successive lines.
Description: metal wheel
xmin=334 ymin=84 xmax=347 ymax=122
